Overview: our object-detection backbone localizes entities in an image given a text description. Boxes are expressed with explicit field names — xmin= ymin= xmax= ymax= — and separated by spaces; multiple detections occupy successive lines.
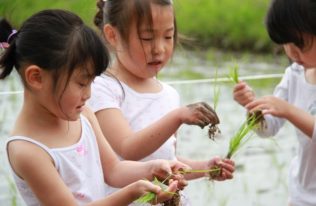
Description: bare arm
xmin=7 ymin=141 xmax=179 ymax=206
xmin=95 ymin=102 xmax=219 ymax=160
xmin=83 ymin=107 xmax=189 ymax=187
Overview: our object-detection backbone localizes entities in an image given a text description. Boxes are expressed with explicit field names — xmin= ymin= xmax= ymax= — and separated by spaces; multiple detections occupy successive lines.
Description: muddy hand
xmin=185 ymin=102 xmax=220 ymax=128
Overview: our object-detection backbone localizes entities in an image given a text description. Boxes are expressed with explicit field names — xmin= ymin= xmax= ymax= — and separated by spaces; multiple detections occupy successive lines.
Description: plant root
xmin=208 ymin=124 xmax=221 ymax=140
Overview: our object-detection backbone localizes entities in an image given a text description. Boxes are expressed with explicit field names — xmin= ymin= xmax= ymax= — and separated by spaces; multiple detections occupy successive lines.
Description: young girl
xmin=233 ymin=0 xmax=316 ymax=205
xmin=1 ymin=9 xmax=189 ymax=206
xmin=90 ymin=0 xmax=235 ymax=204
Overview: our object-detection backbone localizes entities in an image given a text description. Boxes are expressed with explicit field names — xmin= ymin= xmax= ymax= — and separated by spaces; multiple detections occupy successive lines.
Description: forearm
xmin=121 ymin=108 xmax=183 ymax=160
xmin=86 ymin=184 xmax=137 ymax=206
xmin=105 ymin=161 xmax=154 ymax=188
xmin=177 ymin=157 xmax=207 ymax=180
xmin=285 ymin=104 xmax=315 ymax=138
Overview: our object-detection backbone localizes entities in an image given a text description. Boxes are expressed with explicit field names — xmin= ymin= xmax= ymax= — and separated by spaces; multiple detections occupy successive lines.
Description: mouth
xmin=148 ymin=60 xmax=163 ymax=66
xmin=76 ymin=104 xmax=85 ymax=110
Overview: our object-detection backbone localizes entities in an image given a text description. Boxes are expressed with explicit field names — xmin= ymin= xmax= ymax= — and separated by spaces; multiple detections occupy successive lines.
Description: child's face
xmin=116 ymin=3 xmax=175 ymax=78
xmin=283 ymin=35 xmax=316 ymax=68
xmin=52 ymin=67 xmax=93 ymax=121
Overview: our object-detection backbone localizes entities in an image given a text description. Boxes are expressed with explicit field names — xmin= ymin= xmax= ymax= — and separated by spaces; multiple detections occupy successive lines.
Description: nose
xmin=82 ymin=85 xmax=91 ymax=101
xmin=152 ymin=38 xmax=165 ymax=55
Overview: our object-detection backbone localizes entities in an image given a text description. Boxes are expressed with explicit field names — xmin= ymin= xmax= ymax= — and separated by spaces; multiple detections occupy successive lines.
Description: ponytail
xmin=94 ymin=0 xmax=105 ymax=30
xmin=0 ymin=40 xmax=16 ymax=79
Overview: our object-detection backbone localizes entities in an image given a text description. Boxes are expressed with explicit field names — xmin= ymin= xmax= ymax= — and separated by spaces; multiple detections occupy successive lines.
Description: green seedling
xmin=213 ymin=68 xmax=220 ymax=111
xmin=135 ymin=168 xmax=222 ymax=205
xmin=227 ymin=63 xmax=239 ymax=84
xmin=226 ymin=113 xmax=261 ymax=159
xmin=135 ymin=177 xmax=175 ymax=204
xmin=208 ymin=68 xmax=221 ymax=140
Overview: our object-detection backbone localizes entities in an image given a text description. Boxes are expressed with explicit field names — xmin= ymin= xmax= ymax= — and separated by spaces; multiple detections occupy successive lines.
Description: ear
xmin=24 ymin=65 xmax=44 ymax=90
xmin=103 ymin=24 xmax=119 ymax=48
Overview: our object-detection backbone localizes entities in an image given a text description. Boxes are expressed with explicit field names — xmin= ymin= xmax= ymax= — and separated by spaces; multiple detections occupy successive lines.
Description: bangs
xmin=65 ymin=25 xmax=109 ymax=78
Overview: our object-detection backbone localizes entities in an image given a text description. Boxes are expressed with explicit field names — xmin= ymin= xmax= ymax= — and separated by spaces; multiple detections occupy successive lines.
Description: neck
xmin=109 ymin=59 xmax=161 ymax=93
xmin=305 ymin=68 xmax=316 ymax=84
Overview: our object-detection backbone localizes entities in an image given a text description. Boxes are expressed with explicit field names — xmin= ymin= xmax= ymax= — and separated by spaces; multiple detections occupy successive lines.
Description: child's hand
xmin=149 ymin=159 xmax=190 ymax=181
xmin=151 ymin=179 xmax=180 ymax=204
xmin=233 ymin=81 xmax=255 ymax=107
xmin=245 ymin=95 xmax=289 ymax=118
xmin=181 ymin=102 xmax=220 ymax=128
xmin=207 ymin=157 xmax=235 ymax=181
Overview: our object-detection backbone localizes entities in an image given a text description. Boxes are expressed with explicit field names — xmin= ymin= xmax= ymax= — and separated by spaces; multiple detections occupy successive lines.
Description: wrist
xmin=126 ymin=182 xmax=142 ymax=201
xmin=169 ymin=107 xmax=185 ymax=125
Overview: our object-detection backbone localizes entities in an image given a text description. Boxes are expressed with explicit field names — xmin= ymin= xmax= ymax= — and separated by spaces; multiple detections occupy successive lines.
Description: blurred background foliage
xmin=0 ymin=0 xmax=274 ymax=53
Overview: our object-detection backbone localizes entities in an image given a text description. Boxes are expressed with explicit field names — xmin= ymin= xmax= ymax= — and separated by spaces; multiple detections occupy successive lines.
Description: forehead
xmin=139 ymin=4 xmax=174 ymax=31
xmin=70 ymin=64 xmax=95 ymax=80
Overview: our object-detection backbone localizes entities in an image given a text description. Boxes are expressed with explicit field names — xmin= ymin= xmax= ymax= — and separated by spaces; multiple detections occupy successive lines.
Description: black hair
xmin=265 ymin=0 xmax=316 ymax=49
xmin=0 ymin=18 xmax=13 ymax=42
xmin=0 ymin=9 xmax=109 ymax=90
xmin=94 ymin=0 xmax=177 ymax=47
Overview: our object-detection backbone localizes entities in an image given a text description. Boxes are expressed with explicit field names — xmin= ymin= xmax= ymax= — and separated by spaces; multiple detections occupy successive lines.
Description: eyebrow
xmin=141 ymin=27 xmax=174 ymax=32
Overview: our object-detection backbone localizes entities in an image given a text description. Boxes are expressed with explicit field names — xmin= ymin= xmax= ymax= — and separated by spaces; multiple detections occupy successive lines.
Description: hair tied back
xmin=7 ymin=29 xmax=17 ymax=43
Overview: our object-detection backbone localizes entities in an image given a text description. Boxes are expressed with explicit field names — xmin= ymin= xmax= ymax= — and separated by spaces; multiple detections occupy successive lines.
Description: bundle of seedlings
xmin=208 ymin=112 xmax=263 ymax=179
xmin=208 ymin=68 xmax=221 ymax=140
xmin=135 ymin=168 xmax=221 ymax=206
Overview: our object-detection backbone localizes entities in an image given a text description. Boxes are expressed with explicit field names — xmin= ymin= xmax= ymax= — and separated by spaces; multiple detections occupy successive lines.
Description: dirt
xmin=208 ymin=123 xmax=221 ymax=140
xmin=162 ymin=191 xmax=181 ymax=206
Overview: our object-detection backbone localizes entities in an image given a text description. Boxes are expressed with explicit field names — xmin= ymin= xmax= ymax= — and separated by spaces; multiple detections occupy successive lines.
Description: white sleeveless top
xmin=6 ymin=115 xmax=106 ymax=206
xmin=88 ymin=75 xmax=191 ymax=206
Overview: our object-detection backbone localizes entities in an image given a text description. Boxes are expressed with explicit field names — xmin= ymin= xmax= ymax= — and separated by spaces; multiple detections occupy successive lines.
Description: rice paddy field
xmin=0 ymin=50 xmax=296 ymax=206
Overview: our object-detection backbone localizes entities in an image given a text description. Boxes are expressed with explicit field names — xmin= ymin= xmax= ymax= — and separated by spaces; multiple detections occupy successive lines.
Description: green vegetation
xmin=226 ymin=114 xmax=259 ymax=159
xmin=228 ymin=63 xmax=240 ymax=84
xmin=1 ymin=0 xmax=272 ymax=52
xmin=174 ymin=0 xmax=271 ymax=51
xmin=0 ymin=0 xmax=97 ymax=29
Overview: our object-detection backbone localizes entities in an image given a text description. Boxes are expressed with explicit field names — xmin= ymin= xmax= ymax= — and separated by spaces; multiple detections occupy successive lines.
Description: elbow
xmin=120 ymin=149 xmax=142 ymax=161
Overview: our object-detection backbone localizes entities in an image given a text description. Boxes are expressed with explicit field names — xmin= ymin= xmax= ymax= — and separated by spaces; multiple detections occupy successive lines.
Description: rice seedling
xmin=208 ymin=68 xmax=221 ymax=140
xmin=227 ymin=63 xmax=239 ymax=84
xmin=135 ymin=168 xmax=222 ymax=205
xmin=213 ymin=68 xmax=220 ymax=112
xmin=226 ymin=112 xmax=261 ymax=159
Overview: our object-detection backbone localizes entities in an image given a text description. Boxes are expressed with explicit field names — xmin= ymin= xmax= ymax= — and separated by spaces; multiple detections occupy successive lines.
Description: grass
xmin=1 ymin=0 xmax=273 ymax=52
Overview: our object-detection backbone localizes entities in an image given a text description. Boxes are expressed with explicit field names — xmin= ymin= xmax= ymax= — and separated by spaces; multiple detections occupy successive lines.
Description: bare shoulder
xmin=82 ymin=106 xmax=98 ymax=126
xmin=7 ymin=140 xmax=54 ymax=178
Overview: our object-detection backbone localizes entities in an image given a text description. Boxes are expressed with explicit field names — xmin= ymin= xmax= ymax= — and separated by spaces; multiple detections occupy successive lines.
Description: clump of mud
xmin=208 ymin=123 xmax=221 ymax=140
xmin=162 ymin=191 xmax=181 ymax=206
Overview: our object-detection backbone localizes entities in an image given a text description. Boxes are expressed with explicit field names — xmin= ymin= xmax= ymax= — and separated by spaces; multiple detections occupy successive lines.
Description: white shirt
xmin=88 ymin=74 xmax=190 ymax=205
xmin=256 ymin=63 xmax=316 ymax=206
xmin=6 ymin=115 xmax=106 ymax=206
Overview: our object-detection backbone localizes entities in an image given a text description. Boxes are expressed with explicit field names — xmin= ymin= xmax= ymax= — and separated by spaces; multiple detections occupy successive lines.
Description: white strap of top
xmin=6 ymin=136 xmax=59 ymax=170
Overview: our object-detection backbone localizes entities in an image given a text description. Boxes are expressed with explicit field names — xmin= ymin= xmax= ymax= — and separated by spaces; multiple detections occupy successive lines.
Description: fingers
xmin=170 ymin=160 xmax=191 ymax=172
xmin=197 ymin=102 xmax=220 ymax=125
xmin=155 ymin=180 xmax=179 ymax=203
xmin=208 ymin=158 xmax=235 ymax=181
xmin=233 ymin=82 xmax=255 ymax=106
xmin=141 ymin=180 xmax=161 ymax=194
